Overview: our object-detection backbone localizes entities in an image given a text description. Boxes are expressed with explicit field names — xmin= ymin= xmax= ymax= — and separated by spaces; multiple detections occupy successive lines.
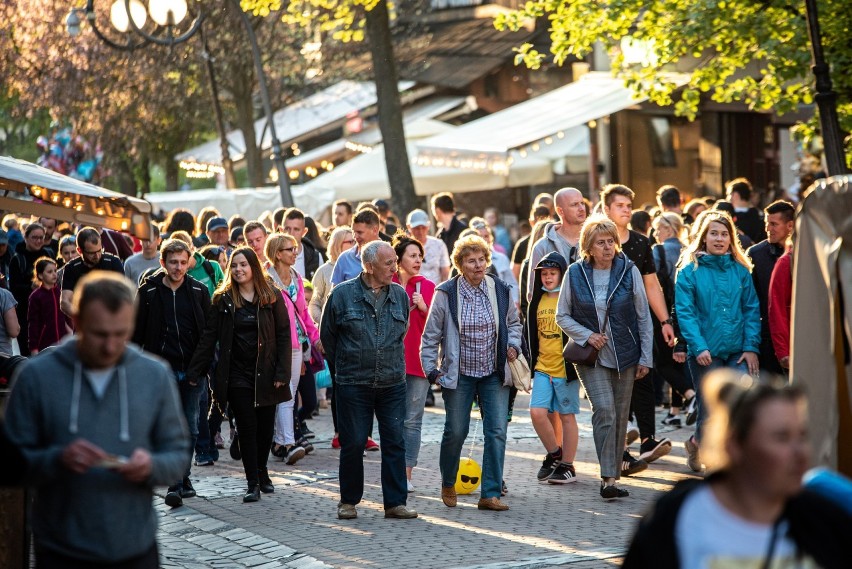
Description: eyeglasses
xmin=280 ymin=247 xmax=297 ymax=253
xmin=81 ymin=248 xmax=104 ymax=257
xmin=460 ymin=475 xmax=479 ymax=484
xmin=28 ymin=234 xmax=45 ymax=241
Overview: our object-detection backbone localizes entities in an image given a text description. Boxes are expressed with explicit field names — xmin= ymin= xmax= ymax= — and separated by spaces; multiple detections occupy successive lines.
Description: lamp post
xmin=66 ymin=0 xmax=295 ymax=204
xmin=803 ymin=0 xmax=848 ymax=176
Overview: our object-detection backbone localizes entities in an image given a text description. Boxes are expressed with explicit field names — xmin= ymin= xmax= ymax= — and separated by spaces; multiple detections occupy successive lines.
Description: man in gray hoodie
xmin=3 ymin=271 xmax=188 ymax=568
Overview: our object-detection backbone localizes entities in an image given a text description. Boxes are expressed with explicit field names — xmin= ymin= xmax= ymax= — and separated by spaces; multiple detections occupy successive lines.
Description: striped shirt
xmin=458 ymin=277 xmax=497 ymax=377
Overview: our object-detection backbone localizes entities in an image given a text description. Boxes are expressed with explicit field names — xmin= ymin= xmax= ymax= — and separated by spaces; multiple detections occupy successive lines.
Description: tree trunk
xmin=164 ymin=157 xmax=178 ymax=193
xmin=233 ymin=91 xmax=264 ymax=188
xmin=365 ymin=1 xmax=421 ymax=215
xmin=113 ymin=158 xmax=138 ymax=197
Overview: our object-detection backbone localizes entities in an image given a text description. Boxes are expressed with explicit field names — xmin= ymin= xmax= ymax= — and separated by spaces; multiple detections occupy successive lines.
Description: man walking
xmin=280 ymin=207 xmax=325 ymax=279
xmin=3 ymin=271 xmax=188 ymax=567
xmin=124 ymin=225 xmax=162 ymax=285
xmin=320 ymin=240 xmax=416 ymax=520
xmin=331 ymin=209 xmax=382 ymax=285
xmin=133 ymin=239 xmax=211 ymax=508
xmin=431 ymin=192 xmax=468 ymax=255
xmin=746 ymin=200 xmax=795 ymax=375
xmin=60 ymin=227 xmax=125 ymax=316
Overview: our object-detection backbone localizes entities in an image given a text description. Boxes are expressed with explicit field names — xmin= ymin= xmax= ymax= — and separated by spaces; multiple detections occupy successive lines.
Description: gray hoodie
xmin=3 ymin=338 xmax=188 ymax=563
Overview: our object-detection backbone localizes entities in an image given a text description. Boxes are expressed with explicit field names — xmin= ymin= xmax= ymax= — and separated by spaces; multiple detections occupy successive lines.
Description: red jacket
xmin=768 ymin=252 xmax=792 ymax=361
xmin=392 ymin=274 xmax=435 ymax=378
xmin=27 ymin=286 xmax=71 ymax=352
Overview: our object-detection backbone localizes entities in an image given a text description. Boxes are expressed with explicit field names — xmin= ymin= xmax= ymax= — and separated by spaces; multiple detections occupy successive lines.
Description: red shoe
xmin=331 ymin=434 xmax=340 ymax=449
xmin=365 ymin=439 xmax=380 ymax=452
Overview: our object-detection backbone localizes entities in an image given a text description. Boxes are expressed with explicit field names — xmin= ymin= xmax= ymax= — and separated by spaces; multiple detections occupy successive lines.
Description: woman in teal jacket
xmin=675 ymin=211 xmax=760 ymax=472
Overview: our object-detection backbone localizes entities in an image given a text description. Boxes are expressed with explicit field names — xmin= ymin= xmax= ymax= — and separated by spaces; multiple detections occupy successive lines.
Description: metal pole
xmin=804 ymin=0 xmax=848 ymax=176
xmin=231 ymin=0 xmax=294 ymax=207
xmin=200 ymin=27 xmax=238 ymax=189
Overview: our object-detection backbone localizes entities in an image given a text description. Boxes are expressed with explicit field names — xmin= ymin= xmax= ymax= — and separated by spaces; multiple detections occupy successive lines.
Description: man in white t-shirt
xmin=406 ymin=209 xmax=450 ymax=284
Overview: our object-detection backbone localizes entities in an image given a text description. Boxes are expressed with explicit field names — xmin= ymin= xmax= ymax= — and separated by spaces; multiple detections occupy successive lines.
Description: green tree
xmin=495 ymin=0 xmax=851 ymax=166
xmin=244 ymin=0 xmax=421 ymax=214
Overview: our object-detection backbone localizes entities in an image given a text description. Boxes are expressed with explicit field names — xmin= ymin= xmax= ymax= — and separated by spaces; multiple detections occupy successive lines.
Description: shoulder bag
xmin=562 ymin=305 xmax=610 ymax=367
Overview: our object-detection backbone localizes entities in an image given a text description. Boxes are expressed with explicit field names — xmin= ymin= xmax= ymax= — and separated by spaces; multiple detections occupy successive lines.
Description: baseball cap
xmin=0 ymin=230 xmax=7 ymax=245
xmin=207 ymin=217 xmax=228 ymax=232
xmin=373 ymin=199 xmax=390 ymax=213
xmin=406 ymin=209 xmax=430 ymax=228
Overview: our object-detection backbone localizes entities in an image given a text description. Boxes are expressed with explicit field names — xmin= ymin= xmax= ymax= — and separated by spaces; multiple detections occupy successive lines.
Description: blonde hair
xmin=451 ymin=234 xmax=491 ymax=274
xmin=700 ymin=369 xmax=806 ymax=473
xmin=652 ymin=212 xmax=686 ymax=244
xmin=679 ymin=211 xmax=752 ymax=271
xmin=264 ymin=232 xmax=298 ymax=268
xmin=578 ymin=215 xmax=621 ymax=262
xmin=326 ymin=226 xmax=354 ymax=263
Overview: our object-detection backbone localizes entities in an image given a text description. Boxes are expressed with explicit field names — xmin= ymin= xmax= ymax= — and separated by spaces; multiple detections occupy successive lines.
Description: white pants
xmin=274 ymin=348 xmax=303 ymax=445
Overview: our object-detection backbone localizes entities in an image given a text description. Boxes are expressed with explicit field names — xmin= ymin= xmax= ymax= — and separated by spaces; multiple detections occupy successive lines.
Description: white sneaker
xmin=626 ymin=419 xmax=640 ymax=446
xmin=407 ymin=479 xmax=414 ymax=493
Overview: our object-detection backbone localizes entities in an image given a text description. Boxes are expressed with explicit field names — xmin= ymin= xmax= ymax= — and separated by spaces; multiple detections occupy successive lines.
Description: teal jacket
xmin=674 ymin=253 xmax=761 ymax=359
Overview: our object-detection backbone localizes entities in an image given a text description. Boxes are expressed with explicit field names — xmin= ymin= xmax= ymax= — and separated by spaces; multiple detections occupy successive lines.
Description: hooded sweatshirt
xmin=2 ymin=339 xmax=189 ymax=563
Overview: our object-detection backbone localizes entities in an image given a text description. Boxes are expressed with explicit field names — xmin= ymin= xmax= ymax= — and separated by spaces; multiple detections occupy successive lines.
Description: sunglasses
xmin=460 ymin=475 xmax=479 ymax=484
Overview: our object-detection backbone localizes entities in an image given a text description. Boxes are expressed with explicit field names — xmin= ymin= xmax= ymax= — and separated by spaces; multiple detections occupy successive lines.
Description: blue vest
xmin=567 ymin=253 xmax=641 ymax=371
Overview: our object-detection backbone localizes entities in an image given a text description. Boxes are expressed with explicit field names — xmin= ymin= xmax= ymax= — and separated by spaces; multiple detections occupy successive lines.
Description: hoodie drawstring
xmin=68 ymin=361 xmax=130 ymax=442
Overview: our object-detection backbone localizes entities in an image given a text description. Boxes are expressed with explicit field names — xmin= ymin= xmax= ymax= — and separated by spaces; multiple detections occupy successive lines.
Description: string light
xmin=344 ymin=141 xmax=374 ymax=154
xmin=179 ymin=161 xmax=225 ymax=179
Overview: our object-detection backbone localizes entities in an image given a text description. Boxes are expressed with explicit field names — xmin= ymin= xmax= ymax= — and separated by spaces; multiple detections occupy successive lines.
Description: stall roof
xmin=416 ymin=72 xmax=688 ymax=172
xmin=175 ymin=80 xmax=416 ymax=167
xmin=0 ymin=156 xmax=153 ymax=239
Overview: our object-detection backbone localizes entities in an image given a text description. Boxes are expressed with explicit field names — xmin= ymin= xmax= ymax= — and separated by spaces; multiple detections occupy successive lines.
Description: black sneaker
xmin=546 ymin=462 xmax=577 ymax=484
xmin=180 ymin=478 xmax=196 ymax=498
xmin=259 ymin=470 xmax=274 ymax=494
xmin=638 ymin=437 xmax=672 ymax=463
xmin=165 ymin=485 xmax=183 ymax=508
xmin=536 ymin=449 xmax=562 ymax=481
xmin=296 ymin=436 xmax=315 ymax=454
xmin=229 ymin=433 xmax=241 ymax=460
xmin=425 ymin=390 xmax=435 ymax=407
xmin=285 ymin=444 xmax=306 ymax=465
xmin=300 ymin=422 xmax=316 ymax=440
xmin=621 ymin=451 xmax=649 ymax=477
xmin=661 ymin=413 xmax=682 ymax=427
xmin=600 ymin=483 xmax=629 ymax=499
xmin=684 ymin=396 xmax=698 ymax=426
xmin=243 ymin=484 xmax=260 ymax=503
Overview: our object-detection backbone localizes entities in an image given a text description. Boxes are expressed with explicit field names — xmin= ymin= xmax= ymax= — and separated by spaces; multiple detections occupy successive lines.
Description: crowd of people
xmin=3 ymin=177 xmax=850 ymax=567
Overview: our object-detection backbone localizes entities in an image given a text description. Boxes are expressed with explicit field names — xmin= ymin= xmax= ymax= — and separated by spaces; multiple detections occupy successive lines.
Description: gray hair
xmin=361 ymin=240 xmax=392 ymax=269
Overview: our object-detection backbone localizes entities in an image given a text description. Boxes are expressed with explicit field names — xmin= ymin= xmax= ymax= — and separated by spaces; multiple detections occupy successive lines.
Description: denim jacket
xmin=320 ymin=274 xmax=409 ymax=387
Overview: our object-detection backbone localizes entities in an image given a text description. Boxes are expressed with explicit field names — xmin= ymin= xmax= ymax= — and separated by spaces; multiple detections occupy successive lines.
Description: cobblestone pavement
xmin=157 ymin=389 xmax=700 ymax=568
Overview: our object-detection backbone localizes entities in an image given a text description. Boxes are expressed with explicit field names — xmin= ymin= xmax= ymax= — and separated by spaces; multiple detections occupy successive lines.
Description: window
xmin=647 ymin=116 xmax=677 ymax=168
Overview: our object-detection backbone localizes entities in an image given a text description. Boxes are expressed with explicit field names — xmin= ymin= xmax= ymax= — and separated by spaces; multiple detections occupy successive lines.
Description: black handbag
xmin=563 ymin=306 xmax=610 ymax=366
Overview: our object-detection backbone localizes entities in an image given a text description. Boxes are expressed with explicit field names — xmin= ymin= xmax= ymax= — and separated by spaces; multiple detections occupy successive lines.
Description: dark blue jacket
xmin=320 ymin=275 xmax=409 ymax=386
xmin=567 ymin=253 xmax=641 ymax=370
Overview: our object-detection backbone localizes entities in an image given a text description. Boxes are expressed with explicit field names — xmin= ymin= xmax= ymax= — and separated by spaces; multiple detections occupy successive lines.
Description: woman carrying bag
xmin=556 ymin=215 xmax=653 ymax=500
xmin=187 ymin=246 xmax=292 ymax=503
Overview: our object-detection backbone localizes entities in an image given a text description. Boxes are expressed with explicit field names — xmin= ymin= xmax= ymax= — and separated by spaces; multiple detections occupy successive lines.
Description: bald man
xmin=526 ymin=188 xmax=587 ymax=302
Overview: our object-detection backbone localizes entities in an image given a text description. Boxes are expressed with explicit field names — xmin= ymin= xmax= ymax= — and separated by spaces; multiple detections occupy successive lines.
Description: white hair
xmin=360 ymin=240 xmax=392 ymax=269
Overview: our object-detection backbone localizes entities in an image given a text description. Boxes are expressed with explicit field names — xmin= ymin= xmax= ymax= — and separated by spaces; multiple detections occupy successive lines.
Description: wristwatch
xmin=661 ymin=318 xmax=673 ymax=326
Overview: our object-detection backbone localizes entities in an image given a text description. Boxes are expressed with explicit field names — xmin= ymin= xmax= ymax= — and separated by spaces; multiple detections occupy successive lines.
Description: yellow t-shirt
xmin=535 ymin=293 xmax=566 ymax=377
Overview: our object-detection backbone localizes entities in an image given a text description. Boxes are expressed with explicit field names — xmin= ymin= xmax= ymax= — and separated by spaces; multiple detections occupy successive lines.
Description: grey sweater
xmin=3 ymin=339 xmax=188 ymax=562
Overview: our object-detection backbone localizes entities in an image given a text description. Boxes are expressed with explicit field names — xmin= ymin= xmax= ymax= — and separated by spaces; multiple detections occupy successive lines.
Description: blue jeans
xmin=687 ymin=354 xmax=748 ymax=442
xmin=336 ymin=382 xmax=407 ymax=509
xmin=176 ymin=373 xmax=203 ymax=480
xmin=440 ymin=373 xmax=509 ymax=499
xmin=404 ymin=374 xmax=431 ymax=468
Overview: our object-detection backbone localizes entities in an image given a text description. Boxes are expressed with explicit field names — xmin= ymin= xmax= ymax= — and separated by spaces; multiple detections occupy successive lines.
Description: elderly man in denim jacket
xmin=320 ymin=240 xmax=417 ymax=521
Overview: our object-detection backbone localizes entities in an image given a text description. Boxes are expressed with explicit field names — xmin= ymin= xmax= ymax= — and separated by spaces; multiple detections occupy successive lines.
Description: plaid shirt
xmin=458 ymin=277 xmax=497 ymax=377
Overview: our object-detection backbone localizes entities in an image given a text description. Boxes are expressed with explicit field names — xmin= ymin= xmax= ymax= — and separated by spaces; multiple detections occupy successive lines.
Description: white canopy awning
xmin=144 ymin=185 xmax=335 ymax=222
xmin=175 ymin=80 xmax=416 ymax=167
xmin=0 ymin=156 xmax=153 ymax=239
xmin=416 ymin=72 xmax=687 ymax=174
xmin=298 ymin=119 xmax=553 ymax=204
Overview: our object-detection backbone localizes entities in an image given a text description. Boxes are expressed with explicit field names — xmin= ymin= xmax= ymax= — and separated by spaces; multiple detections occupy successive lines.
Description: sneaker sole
xmin=621 ymin=461 xmax=649 ymax=477
xmin=639 ymin=441 xmax=672 ymax=463
xmin=547 ymin=476 xmax=577 ymax=484
xmin=626 ymin=430 xmax=640 ymax=446
xmin=286 ymin=448 xmax=306 ymax=465
xmin=338 ymin=511 xmax=357 ymax=520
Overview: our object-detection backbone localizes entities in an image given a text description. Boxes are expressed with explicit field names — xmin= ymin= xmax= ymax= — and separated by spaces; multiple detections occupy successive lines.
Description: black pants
xmin=228 ymin=387 xmax=275 ymax=485
xmin=36 ymin=544 xmax=158 ymax=568
xmin=296 ymin=367 xmax=318 ymax=424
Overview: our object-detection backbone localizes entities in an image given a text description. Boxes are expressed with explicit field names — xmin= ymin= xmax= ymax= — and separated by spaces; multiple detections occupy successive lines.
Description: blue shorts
xmin=529 ymin=371 xmax=580 ymax=414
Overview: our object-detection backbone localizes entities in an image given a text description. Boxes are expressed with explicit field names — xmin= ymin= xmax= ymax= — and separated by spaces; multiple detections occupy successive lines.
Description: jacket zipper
xmin=580 ymin=262 xmax=629 ymax=371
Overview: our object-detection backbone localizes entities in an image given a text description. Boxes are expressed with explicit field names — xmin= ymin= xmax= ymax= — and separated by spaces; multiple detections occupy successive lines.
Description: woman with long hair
xmin=265 ymin=233 xmax=321 ymax=465
xmin=675 ymin=211 xmax=761 ymax=473
xmin=624 ymin=370 xmax=850 ymax=568
xmin=186 ymin=246 xmax=292 ymax=503
xmin=391 ymin=233 xmax=435 ymax=493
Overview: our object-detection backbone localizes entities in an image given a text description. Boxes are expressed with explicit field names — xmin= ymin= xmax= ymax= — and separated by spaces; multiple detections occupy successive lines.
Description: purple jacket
xmin=27 ymin=286 xmax=70 ymax=352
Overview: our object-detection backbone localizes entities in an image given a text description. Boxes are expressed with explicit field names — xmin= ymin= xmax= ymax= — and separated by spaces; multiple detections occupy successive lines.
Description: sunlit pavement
xmin=157 ymin=388 xmax=700 ymax=568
